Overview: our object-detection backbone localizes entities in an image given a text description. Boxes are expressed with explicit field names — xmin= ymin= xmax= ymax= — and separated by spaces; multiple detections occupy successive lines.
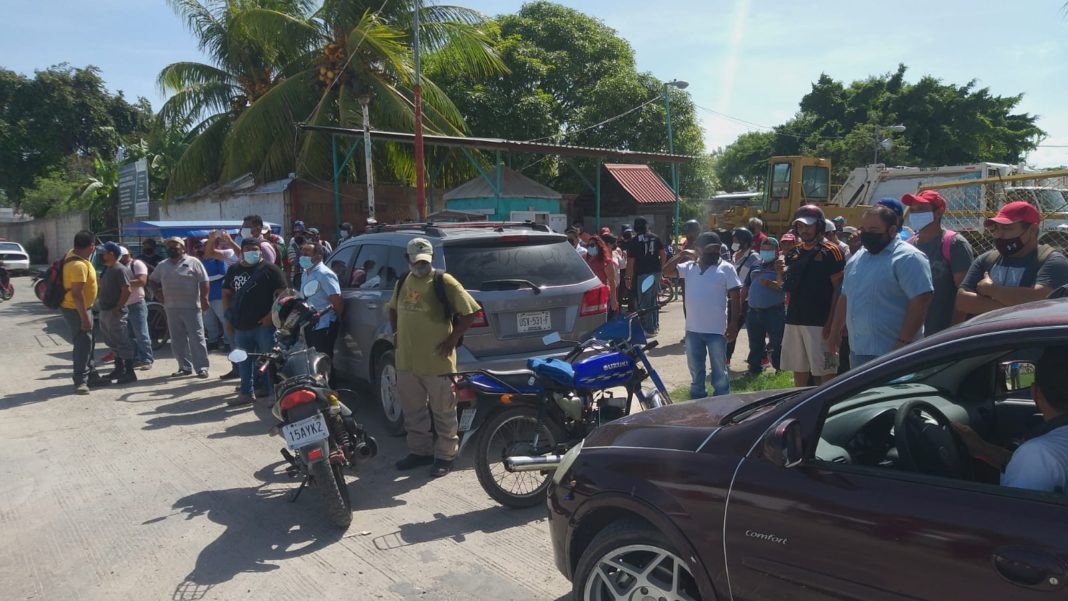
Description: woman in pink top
xmin=585 ymin=235 xmax=619 ymax=314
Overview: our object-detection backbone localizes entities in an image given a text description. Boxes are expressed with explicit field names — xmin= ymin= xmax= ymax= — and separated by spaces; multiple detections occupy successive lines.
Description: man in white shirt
xmin=663 ymin=231 xmax=742 ymax=399
xmin=955 ymin=346 xmax=1068 ymax=494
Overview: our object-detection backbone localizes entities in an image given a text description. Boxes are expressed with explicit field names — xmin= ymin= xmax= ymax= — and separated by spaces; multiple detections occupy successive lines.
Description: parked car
xmin=548 ymin=299 xmax=1068 ymax=601
xmin=327 ymin=222 xmax=609 ymax=433
xmin=0 ymin=241 xmax=30 ymax=275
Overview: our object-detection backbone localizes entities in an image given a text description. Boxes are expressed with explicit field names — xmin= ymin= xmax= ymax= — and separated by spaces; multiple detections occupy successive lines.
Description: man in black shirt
xmin=223 ymin=238 xmax=287 ymax=405
xmin=137 ymin=238 xmax=163 ymax=271
xmin=625 ymin=217 xmax=667 ymax=335
xmin=781 ymin=205 xmax=845 ymax=387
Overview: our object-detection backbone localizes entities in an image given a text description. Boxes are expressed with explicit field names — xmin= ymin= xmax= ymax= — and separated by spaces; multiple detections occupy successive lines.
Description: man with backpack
xmin=957 ymin=201 xmax=1068 ymax=316
xmin=53 ymin=230 xmax=110 ymax=394
xmin=388 ymin=237 xmax=480 ymax=478
xmin=902 ymin=190 xmax=975 ymax=334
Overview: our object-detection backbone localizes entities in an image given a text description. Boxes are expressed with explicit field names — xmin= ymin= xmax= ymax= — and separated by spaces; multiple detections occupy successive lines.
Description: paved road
xmin=0 ymin=277 xmax=744 ymax=601
xmin=0 ymin=276 xmax=572 ymax=601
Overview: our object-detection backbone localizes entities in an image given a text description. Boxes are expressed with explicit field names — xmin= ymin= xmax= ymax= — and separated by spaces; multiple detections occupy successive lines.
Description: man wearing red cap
xmin=957 ymin=201 xmax=1068 ymax=316
xmin=902 ymin=190 xmax=975 ymax=334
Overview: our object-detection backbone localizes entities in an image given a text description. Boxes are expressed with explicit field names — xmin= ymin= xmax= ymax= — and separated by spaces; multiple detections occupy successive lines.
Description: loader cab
xmin=761 ymin=156 xmax=832 ymax=232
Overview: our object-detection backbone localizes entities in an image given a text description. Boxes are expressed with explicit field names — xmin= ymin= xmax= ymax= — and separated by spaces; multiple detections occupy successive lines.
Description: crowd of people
xmin=56 ymin=215 xmax=350 ymax=396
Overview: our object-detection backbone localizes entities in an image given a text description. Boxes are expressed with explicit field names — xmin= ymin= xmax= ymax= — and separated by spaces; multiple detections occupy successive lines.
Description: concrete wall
xmin=158 ymin=189 xmax=288 ymax=226
xmin=0 ymin=211 xmax=90 ymax=264
xmin=446 ymin=197 xmax=561 ymax=220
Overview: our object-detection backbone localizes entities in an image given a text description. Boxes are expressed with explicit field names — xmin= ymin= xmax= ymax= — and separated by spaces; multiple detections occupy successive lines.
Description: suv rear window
xmin=443 ymin=238 xmax=594 ymax=290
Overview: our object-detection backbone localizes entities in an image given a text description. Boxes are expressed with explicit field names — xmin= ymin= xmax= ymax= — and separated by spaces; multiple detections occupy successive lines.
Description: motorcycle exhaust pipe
xmin=351 ymin=436 xmax=378 ymax=463
xmin=504 ymin=455 xmax=563 ymax=473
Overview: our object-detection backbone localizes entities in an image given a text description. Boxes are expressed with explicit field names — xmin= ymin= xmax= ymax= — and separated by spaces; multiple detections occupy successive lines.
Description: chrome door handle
xmin=366 ymin=303 xmax=378 ymax=309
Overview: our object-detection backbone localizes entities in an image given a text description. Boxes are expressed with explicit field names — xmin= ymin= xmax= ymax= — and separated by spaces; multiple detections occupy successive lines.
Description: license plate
xmin=458 ymin=408 xmax=477 ymax=432
xmin=281 ymin=414 xmax=329 ymax=449
xmin=517 ymin=311 xmax=551 ymax=333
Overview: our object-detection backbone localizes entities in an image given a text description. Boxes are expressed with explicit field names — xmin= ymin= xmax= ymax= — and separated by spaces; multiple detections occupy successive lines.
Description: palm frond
xmin=157 ymin=61 xmax=235 ymax=94
xmin=156 ymin=81 xmax=236 ymax=128
xmin=165 ymin=115 xmax=232 ymax=200
xmin=420 ymin=21 xmax=506 ymax=79
xmin=235 ymin=8 xmax=323 ymax=64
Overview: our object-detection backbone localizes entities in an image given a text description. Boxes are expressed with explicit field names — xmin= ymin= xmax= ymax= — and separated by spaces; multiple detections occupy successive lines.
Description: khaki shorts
xmin=781 ymin=324 xmax=838 ymax=376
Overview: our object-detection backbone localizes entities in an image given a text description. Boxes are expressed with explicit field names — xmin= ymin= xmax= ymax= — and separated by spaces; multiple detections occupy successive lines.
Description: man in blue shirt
xmin=827 ymin=205 xmax=933 ymax=367
xmin=743 ymin=237 xmax=786 ymax=374
xmin=298 ymin=242 xmax=343 ymax=369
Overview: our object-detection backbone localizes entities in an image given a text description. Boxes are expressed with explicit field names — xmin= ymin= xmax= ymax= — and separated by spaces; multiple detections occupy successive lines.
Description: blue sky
xmin=3 ymin=0 xmax=1068 ymax=166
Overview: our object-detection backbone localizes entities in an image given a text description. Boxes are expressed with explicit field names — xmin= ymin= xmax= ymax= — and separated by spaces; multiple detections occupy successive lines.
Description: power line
xmin=523 ymin=94 xmax=664 ymax=143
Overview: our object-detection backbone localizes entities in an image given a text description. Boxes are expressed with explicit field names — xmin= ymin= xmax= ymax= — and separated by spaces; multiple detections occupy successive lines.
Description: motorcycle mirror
xmin=228 ymin=349 xmax=249 ymax=363
xmin=639 ymin=274 xmax=656 ymax=294
xmin=301 ymin=279 xmax=320 ymax=297
xmin=542 ymin=332 xmax=562 ymax=345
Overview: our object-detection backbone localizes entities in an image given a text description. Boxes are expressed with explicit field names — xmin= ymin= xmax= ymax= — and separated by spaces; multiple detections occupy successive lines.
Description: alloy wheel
xmin=583 ymin=544 xmax=700 ymax=601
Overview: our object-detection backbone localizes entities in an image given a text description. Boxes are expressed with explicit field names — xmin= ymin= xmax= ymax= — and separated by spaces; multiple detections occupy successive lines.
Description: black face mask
xmin=701 ymin=252 xmax=721 ymax=266
xmin=166 ymin=247 xmax=181 ymax=259
xmin=294 ymin=236 xmax=305 ymax=246
xmin=859 ymin=232 xmax=892 ymax=255
xmin=995 ymin=235 xmax=1026 ymax=256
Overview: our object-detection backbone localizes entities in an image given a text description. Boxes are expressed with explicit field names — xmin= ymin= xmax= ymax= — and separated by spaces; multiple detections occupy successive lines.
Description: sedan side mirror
xmin=763 ymin=418 xmax=804 ymax=468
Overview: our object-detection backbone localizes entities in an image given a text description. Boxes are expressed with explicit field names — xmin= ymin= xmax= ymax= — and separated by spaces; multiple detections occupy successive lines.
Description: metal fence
xmin=922 ymin=169 xmax=1068 ymax=256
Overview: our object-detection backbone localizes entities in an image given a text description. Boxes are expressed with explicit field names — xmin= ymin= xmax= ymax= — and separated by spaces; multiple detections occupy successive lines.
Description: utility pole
xmin=664 ymin=79 xmax=688 ymax=244
xmin=413 ymin=4 xmax=426 ymax=221
xmin=360 ymin=95 xmax=375 ymax=221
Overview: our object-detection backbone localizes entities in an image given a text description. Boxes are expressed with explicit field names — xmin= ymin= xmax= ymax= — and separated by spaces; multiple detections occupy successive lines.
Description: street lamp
xmin=664 ymin=79 xmax=688 ymax=243
xmin=873 ymin=124 xmax=906 ymax=165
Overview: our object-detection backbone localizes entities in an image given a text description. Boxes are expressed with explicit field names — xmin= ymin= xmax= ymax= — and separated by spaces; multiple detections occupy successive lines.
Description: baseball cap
xmin=877 ymin=197 xmax=905 ymax=217
xmin=842 ymin=226 xmax=859 ymax=236
xmin=824 ymin=219 xmax=836 ymax=233
xmin=118 ymin=245 xmax=130 ymax=257
xmin=695 ymin=231 xmax=721 ymax=247
xmin=901 ymin=190 xmax=947 ymax=211
xmin=292 ymin=220 xmax=306 ymax=232
xmin=781 ymin=232 xmax=797 ymax=242
xmin=986 ymin=201 xmax=1041 ymax=226
xmin=101 ymin=241 xmax=123 ymax=257
xmin=793 ymin=204 xmax=825 ymax=226
xmin=407 ymin=237 xmax=434 ymax=263
xmin=163 ymin=236 xmax=184 ymax=247
xmin=764 ymin=236 xmax=780 ymax=248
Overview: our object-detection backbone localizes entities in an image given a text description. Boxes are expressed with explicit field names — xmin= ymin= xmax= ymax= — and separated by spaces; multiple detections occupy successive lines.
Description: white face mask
xmin=731 ymin=243 xmax=741 ymax=252
xmin=240 ymin=227 xmax=253 ymax=239
xmin=908 ymin=211 xmax=935 ymax=233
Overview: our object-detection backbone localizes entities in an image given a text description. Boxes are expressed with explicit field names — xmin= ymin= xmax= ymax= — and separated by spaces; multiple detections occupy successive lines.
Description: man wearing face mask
xmin=223 ymin=238 xmax=287 ymax=405
xmin=901 ymin=190 xmax=974 ymax=334
xmin=743 ymin=237 xmax=786 ymax=375
xmin=220 ymin=214 xmax=278 ymax=266
xmin=827 ymin=206 xmax=933 ymax=367
xmin=338 ymin=222 xmax=354 ymax=245
xmin=957 ymin=201 xmax=1068 ymax=316
xmin=286 ymin=220 xmax=307 ymax=285
xmin=566 ymin=227 xmax=588 ymax=258
xmin=729 ymin=227 xmax=761 ymax=361
xmin=663 ymin=231 xmax=742 ymax=398
xmin=298 ymin=242 xmax=343 ymax=363
xmin=149 ymin=237 xmax=211 ymax=378
xmin=388 ymin=238 xmax=481 ymax=478
xmin=781 ymin=205 xmax=846 ymax=387
xmin=625 ymin=217 xmax=667 ymax=335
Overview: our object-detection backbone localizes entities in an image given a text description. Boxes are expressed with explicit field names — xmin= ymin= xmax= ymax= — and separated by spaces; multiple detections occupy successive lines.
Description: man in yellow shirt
xmin=388 ymin=237 xmax=481 ymax=477
xmin=60 ymin=230 xmax=109 ymax=394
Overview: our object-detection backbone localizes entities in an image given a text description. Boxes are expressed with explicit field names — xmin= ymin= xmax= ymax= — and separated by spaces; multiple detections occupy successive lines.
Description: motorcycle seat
xmin=528 ymin=358 xmax=575 ymax=387
xmin=481 ymin=369 xmax=537 ymax=390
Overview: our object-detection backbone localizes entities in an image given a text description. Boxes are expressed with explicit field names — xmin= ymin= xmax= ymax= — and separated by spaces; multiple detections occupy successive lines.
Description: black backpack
xmin=41 ymin=256 xmax=80 ymax=310
xmin=394 ymin=270 xmax=465 ymax=345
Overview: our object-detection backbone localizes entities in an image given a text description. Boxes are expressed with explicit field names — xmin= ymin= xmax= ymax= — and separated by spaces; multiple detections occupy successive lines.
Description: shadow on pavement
xmin=0 ymin=383 xmax=82 ymax=410
xmin=164 ymin=482 xmax=345 ymax=600
xmin=371 ymin=504 xmax=547 ymax=550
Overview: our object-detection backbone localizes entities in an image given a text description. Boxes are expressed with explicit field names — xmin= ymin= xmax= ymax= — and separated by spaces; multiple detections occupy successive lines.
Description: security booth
xmin=444 ymin=167 xmax=566 ymax=232
xmin=573 ymin=164 xmax=677 ymax=241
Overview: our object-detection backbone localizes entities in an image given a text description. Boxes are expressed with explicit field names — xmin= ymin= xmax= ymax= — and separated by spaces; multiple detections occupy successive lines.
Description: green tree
xmin=0 ymin=65 xmax=150 ymax=208
xmin=441 ymin=2 xmax=709 ymax=197
xmin=161 ymin=0 xmax=506 ymax=198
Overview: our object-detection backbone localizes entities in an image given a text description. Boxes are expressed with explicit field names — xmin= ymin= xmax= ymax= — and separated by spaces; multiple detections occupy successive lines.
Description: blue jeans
xmin=746 ymin=306 xmax=785 ymax=373
xmin=850 ymin=353 xmax=879 ymax=369
xmin=686 ymin=331 xmax=729 ymax=399
xmin=235 ymin=325 xmax=275 ymax=394
xmin=636 ymin=274 xmax=660 ymax=334
xmin=126 ymin=300 xmax=153 ymax=364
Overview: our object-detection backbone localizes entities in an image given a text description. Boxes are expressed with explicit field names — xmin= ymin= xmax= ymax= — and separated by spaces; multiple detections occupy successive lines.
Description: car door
xmin=345 ymin=243 xmax=394 ymax=376
xmin=723 ymin=381 xmax=1068 ymax=600
xmin=328 ymin=243 xmax=361 ymax=375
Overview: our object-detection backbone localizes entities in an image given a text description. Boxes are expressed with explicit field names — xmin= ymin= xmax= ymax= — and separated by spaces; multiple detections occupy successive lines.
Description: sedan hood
xmin=585 ymin=390 xmax=798 ymax=452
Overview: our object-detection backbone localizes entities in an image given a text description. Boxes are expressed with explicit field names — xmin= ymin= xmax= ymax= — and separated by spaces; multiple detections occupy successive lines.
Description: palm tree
xmin=160 ymin=0 xmax=505 ymax=198
xmin=157 ymin=0 xmax=313 ymax=198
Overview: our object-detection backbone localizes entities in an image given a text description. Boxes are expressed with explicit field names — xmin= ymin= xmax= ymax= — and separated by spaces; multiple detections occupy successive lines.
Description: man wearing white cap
xmin=388 ymin=237 xmax=481 ymax=478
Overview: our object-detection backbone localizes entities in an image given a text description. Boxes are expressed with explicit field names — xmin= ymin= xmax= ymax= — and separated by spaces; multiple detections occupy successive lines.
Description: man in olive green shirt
xmin=388 ymin=237 xmax=480 ymax=477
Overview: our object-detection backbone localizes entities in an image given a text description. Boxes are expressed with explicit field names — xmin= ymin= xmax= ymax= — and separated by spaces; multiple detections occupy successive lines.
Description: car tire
xmin=573 ymin=519 xmax=702 ymax=601
xmin=373 ymin=349 xmax=406 ymax=436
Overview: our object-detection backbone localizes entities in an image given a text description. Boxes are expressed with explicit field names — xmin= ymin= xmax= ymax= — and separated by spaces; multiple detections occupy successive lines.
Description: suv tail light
xmin=471 ymin=309 xmax=488 ymax=328
xmin=280 ymin=389 xmax=317 ymax=411
xmin=580 ymin=285 xmax=609 ymax=316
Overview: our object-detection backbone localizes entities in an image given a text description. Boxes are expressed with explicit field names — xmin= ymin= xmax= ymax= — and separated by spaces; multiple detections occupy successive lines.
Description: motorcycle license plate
xmin=517 ymin=311 xmax=551 ymax=333
xmin=458 ymin=408 xmax=477 ymax=432
xmin=282 ymin=413 xmax=329 ymax=449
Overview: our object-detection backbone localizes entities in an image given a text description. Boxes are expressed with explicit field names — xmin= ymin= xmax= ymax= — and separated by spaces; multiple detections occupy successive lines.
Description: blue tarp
xmin=121 ymin=220 xmax=282 ymax=239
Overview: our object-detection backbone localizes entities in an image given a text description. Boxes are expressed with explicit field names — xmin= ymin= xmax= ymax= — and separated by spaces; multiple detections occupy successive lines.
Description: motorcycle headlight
xmin=552 ymin=440 xmax=584 ymax=485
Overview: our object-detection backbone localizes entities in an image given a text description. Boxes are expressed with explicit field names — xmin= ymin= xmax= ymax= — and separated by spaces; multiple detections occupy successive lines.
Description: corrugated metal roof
xmin=444 ymin=167 xmax=562 ymax=200
xmin=604 ymin=164 xmax=676 ymax=204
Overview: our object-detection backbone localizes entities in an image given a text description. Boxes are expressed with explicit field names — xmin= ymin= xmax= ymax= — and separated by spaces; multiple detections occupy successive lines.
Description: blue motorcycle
xmin=454 ymin=280 xmax=672 ymax=508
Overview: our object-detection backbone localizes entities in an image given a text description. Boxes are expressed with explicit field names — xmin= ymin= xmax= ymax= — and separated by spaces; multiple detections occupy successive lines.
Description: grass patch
xmin=671 ymin=370 xmax=795 ymax=401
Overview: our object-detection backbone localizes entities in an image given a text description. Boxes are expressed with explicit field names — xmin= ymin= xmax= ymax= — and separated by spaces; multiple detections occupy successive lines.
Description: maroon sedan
xmin=548 ymin=299 xmax=1068 ymax=600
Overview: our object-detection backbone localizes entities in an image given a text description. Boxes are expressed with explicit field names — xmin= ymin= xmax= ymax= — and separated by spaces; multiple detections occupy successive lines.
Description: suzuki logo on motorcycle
xmin=602 ymin=361 xmax=629 ymax=371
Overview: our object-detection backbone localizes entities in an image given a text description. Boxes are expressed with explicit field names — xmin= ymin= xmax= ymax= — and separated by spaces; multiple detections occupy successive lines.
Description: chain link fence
xmin=921 ymin=169 xmax=1068 ymax=256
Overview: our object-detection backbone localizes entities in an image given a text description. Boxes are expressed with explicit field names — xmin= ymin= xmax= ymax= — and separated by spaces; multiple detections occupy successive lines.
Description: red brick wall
xmin=288 ymin=180 xmax=443 ymax=233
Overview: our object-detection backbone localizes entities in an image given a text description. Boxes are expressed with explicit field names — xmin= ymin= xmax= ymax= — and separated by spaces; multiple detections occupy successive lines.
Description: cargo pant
xmin=98 ymin=307 xmax=135 ymax=361
xmin=397 ymin=370 xmax=458 ymax=461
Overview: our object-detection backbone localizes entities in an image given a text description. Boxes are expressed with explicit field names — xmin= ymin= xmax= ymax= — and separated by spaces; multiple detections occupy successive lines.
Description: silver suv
xmin=327 ymin=223 xmax=608 ymax=433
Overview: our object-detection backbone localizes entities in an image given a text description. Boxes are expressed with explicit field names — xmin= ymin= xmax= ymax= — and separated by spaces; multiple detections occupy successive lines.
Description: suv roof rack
xmin=368 ymin=221 xmax=553 ymax=237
